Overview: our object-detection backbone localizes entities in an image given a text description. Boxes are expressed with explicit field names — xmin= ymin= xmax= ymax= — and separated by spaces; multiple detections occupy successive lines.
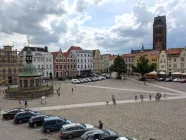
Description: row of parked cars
xmin=156 ymin=77 xmax=186 ymax=83
xmin=72 ymin=75 xmax=110 ymax=84
xmin=2 ymin=108 xmax=136 ymax=140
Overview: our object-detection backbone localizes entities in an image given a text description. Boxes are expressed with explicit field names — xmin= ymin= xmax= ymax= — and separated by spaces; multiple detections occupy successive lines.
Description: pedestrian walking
xmin=72 ymin=88 xmax=74 ymax=94
xmin=140 ymin=95 xmax=144 ymax=101
xmin=24 ymin=100 xmax=28 ymax=107
xmin=57 ymin=90 xmax=60 ymax=97
xmin=149 ymin=94 xmax=152 ymax=100
xmin=112 ymin=95 xmax=116 ymax=105
xmin=135 ymin=95 xmax=138 ymax=100
xmin=99 ymin=120 xmax=103 ymax=129
xmin=19 ymin=99 xmax=22 ymax=107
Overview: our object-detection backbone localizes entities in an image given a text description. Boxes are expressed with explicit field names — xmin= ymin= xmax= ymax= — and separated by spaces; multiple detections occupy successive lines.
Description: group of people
xmin=135 ymin=93 xmax=167 ymax=101
xmin=19 ymin=99 xmax=28 ymax=107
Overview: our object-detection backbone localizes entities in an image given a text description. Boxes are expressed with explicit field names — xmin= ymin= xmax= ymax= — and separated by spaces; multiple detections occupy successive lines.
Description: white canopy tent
xmin=159 ymin=71 xmax=166 ymax=75
xmin=147 ymin=71 xmax=157 ymax=75
xmin=182 ymin=73 xmax=186 ymax=76
xmin=172 ymin=71 xmax=182 ymax=75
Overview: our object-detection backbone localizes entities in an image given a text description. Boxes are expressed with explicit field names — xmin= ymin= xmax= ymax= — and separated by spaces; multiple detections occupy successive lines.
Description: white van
xmin=72 ymin=79 xmax=80 ymax=84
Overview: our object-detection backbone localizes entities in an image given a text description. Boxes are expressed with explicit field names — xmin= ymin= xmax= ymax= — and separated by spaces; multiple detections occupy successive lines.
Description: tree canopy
xmin=110 ymin=55 xmax=126 ymax=79
xmin=132 ymin=55 xmax=157 ymax=80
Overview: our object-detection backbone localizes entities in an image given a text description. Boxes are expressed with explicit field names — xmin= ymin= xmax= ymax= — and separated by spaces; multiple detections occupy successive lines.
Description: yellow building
xmin=134 ymin=51 xmax=159 ymax=71
xmin=0 ymin=46 xmax=22 ymax=84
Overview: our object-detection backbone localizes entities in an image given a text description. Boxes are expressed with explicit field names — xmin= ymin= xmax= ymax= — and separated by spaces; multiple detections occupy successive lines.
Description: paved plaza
xmin=1 ymin=78 xmax=186 ymax=140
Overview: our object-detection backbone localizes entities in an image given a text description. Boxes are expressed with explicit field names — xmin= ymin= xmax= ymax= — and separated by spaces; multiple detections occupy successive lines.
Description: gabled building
xmin=51 ymin=48 xmax=76 ymax=79
xmin=93 ymin=49 xmax=103 ymax=74
xmin=102 ymin=54 xmax=110 ymax=73
xmin=0 ymin=45 xmax=22 ymax=84
xmin=159 ymin=50 xmax=167 ymax=74
xmin=19 ymin=46 xmax=53 ymax=79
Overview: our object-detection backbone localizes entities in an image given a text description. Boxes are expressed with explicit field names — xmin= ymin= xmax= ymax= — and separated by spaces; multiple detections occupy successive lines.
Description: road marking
xmin=64 ymin=84 xmax=180 ymax=96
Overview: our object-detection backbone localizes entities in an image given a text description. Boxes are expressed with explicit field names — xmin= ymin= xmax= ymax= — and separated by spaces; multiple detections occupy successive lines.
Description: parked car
xmin=165 ymin=78 xmax=172 ymax=82
xmin=173 ymin=78 xmax=181 ymax=82
xmin=78 ymin=79 xmax=84 ymax=83
xmin=102 ymin=75 xmax=110 ymax=79
xmin=180 ymin=79 xmax=186 ymax=83
xmin=157 ymin=77 xmax=165 ymax=81
xmin=83 ymin=78 xmax=89 ymax=82
xmin=3 ymin=108 xmax=28 ymax=120
xmin=72 ymin=79 xmax=81 ymax=84
xmin=29 ymin=114 xmax=49 ymax=128
xmin=116 ymin=137 xmax=137 ymax=140
xmin=81 ymin=129 xmax=119 ymax=140
xmin=14 ymin=111 xmax=41 ymax=124
xmin=86 ymin=78 xmax=92 ymax=82
xmin=58 ymin=77 xmax=65 ymax=81
xmin=90 ymin=77 xmax=96 ymax=82
xmin=59 ymin=123 xmax=95 ymax=139
xmin=43 ymin=116 xmax=72 ymax=133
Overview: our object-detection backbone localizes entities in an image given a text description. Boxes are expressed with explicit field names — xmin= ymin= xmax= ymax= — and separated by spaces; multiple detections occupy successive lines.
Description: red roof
xmin=122 ymin=54 xmax=135 ymax=57
xmin=167 ymin=48 xmax=184 ymax=55
xmin=109 ymin=55 xmax=117 ymax=61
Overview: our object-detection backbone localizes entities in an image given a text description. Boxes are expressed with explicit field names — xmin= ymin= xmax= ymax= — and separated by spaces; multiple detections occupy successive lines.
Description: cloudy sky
xmin=0 ymin=0 xmax=185 ymax=54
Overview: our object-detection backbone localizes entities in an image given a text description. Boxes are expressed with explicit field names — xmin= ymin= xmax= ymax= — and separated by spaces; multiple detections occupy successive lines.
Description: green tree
xmin=132 ymin=56 xmax=156 ymax=80
xmin=110 ymin=55 xmax=127 ymax=79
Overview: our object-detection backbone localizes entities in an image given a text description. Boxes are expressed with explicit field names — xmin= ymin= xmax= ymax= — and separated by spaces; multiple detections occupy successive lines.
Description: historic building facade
xmin=167 ymin=48 xmax=184 ymax=73
xmin=93 ymin=50 xmax=103 ymax=74
xmin=52 ymin=48 xmax=76 ymax=79
xmin=69 ymin=46 xmax=93 ymax=76
xmin=153 ymin=15 xmax=167 ymax=51
xmin=0 ymin=45 xmax=22 ymax=84
xmin=158 ymin=50 xmax=167 ymax=73
xmin=19 ymin=46 xmax=53 ymax=79
xmin=122 ymin=54 xmax=135 ymax=74
xmin=109 ymin=55 xmax=116 ymax=67
xmin=102 ymin=54 xmax=110 ymax=73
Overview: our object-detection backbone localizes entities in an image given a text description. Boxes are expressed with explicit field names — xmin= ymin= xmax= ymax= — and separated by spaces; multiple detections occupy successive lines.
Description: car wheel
xmin=18 ymin=120 xmax=22 ymax=124
xmin=46 ymin=128 xmax=50 ymax=133
xmin=67 ymin=134 xmax=73 ymax=139
xmin=33 ymin=123 xmax=37 ymax=128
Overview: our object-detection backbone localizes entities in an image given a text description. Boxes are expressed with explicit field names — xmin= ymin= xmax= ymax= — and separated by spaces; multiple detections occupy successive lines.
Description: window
xmin=88 ymin=54 xmax=89 ymax=57
xmin=169 ymin=64 xmax=171 ymax=68
xmin=46 ymin=65 xmax=48 ymax=69
xmin=60 ymin=65 xmax=62 ymax=69
xmin=56 ymin=65 xmax=58 ymax=69
xmin=74 ymin=64 xmax=76 ymax=68
xmin=173 ymin=64 xmax=177 ymax=68
xmin=50 ymin=64 xmax=52 ymax=69
xmin=81 ymin=65 xmax=83 ymax=68
xmin=85 ymin=54 xmax=86 ymax=57
xmin=160 ymin=60 xmax=162 ymax=63
xmin=181 ymin=57 xmax=184 ymax=62
xmin=81 ymin=54 xmax=83 ymax=57
xmin=85 ymin=59 xmax=86 ymax=63
xmin=64 ymin=65 xmax=66 ymax=69
xmin=34 ymin=58 xmax=36 ymax=62
xmin=81 ymin=59 xmax=83 ymax=62
xmin=46 ymin=71 xmax=48 ymax=76
xmin=164 ymin=60 xmax=166 ymax=63
xmin=162 ymin=55 xmax=164 ymax=57
xmin=174 ymin=58 xmax=176 ymax=62
xmin=56 ymin=59 xmax=58 ymax=62
xmin=181 ymin=63 xmax=184 ymax=68
xmin=38 ymin=65 xmax=40 ymax=69
xmin=85 ymin=65 xmax=86 ymax=68
xmin=78 ymin=65 xmax=79 ymax=68
xmin=162 ymin=65 xmax=164 ymax=68
xmin=169 ymin=58 xmax=171 ymax=61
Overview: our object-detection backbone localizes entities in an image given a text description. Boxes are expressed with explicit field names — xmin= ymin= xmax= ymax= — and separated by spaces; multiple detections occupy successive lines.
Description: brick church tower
xmin=153 ymin=15 xmax=167 ymax=50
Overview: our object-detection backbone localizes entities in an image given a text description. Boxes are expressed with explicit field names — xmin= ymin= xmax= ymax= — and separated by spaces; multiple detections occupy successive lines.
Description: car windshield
xmin=103 ymin=130 xmax=110 ymax=136
xmin=80 ymin=123 xmax=86 ymax=128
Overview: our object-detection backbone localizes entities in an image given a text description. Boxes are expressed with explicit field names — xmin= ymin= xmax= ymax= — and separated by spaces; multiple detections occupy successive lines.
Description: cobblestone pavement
xmin=42 ymin=99 xmax=186 ymax=140
xmin=0 ymin=79 xmax=179 ymax=110
xmin=0 ymin=117 xmax=56 ymax=140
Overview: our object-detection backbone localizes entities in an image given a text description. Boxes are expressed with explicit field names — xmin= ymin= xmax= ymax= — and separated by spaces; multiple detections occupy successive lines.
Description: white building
xmin=67 ymin=46 xmax=93 ymax=76
xmin=19 ymin=46 xmax=54 ymax=79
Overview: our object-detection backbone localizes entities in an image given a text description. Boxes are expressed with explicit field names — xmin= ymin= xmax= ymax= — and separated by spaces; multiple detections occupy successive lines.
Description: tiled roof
xmin=122 ymin=54 xmax=135 ymax=57
xmin=167 ymin=48 xmax=184 ymax=55
xmin=20 ymin=46 xmax=47 ymax=53
xmin=109 ymin=55 xmax=116 ymax=61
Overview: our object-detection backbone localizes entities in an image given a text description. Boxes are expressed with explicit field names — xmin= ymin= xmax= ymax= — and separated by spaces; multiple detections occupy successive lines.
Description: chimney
xmin=44 ymin=46 xmax=48 ymax=52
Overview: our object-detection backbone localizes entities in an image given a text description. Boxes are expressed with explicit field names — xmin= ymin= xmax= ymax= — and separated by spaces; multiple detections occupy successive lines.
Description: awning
xmin=172 ymin=71 xmax=182 ymax=75
xmin=182 ymin=73 xmax=186 ymax=76
xmin=147 ymin=71 xmax=157 ymax=75
xmin=159 ymin=71 xmax=165 ymax=75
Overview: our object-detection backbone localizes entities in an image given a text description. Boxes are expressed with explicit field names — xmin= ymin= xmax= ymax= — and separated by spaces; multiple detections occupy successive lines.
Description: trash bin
xmin=41 ymin=96 xmax=46 ymax=104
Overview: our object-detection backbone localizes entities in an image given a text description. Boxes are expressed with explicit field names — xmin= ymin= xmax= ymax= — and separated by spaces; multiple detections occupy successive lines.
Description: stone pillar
xmin=28 ymin=79 xmax=30 ymax=87
xmin=22 ymin=78 xmax=24 ymax=88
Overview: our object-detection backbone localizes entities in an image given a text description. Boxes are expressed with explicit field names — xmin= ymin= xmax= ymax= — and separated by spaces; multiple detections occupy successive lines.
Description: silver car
xmin=59 ymin=123 xmax=95 ymax=139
